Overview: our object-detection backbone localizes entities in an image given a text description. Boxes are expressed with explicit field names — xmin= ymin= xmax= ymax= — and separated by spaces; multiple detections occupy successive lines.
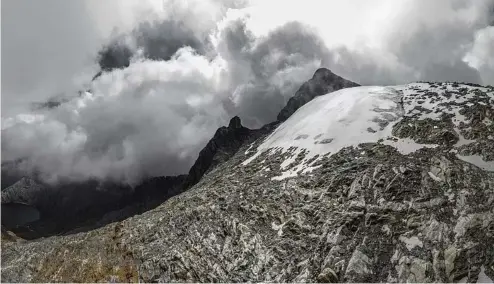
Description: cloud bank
xmin=2 ymin=0 xmax=494 ymax=184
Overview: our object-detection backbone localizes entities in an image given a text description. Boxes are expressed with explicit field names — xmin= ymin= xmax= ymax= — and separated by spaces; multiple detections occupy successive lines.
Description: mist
xmin=2 ymin=0 xmax=493 ymax=184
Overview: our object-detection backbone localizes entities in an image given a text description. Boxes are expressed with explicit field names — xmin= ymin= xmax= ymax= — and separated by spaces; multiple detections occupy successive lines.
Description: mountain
xmin=184 ymin=116 xmax=252 ymax=189
xmin=277 ymin=68 xmax=359 ymax=121
xmin=2 ymin=71 xmax=494 ymax=283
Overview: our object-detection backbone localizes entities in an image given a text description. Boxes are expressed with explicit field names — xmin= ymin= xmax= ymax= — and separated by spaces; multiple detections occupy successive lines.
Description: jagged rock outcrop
xmin=2 ymin=78 xmax=494 ymax=283
xmin=1 ymin=177 xmax=47 ymax=205
xmin=184 ymin=116 xmax=251 ymax=188
xmin=277 ymin=68 xmax=359 ymax=121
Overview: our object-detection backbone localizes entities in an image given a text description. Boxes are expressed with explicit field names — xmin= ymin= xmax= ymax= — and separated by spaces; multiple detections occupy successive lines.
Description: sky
xmin=2 ymin=0 xmax=494 ymax=184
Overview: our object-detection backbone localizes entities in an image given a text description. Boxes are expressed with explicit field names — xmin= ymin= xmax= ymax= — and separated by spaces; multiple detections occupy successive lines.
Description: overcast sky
xmin=2 ymin=0 xmax=494 ymax=184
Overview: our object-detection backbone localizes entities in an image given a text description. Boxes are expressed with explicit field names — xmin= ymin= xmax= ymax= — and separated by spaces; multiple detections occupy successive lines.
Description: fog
xmin=2 ymin=0 xmax=493 ymax=184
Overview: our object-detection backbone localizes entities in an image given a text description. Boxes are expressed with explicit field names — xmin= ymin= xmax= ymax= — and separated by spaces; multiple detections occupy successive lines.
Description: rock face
xmin=2 ymin=78 xmax=494 ymax=283
xmin=276 ymin=68 xmax=359 ymax=122
xmin=184 ymin=116 xmax=251 ymax=188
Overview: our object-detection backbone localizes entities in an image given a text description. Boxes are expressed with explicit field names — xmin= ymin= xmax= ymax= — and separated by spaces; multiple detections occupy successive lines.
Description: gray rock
xmin=344 ymin=247 xmax=374 ymax=282
xmin=317 ymin=267 xmax=338 ymax=283
xmin=444 ymin=245 xmax=458 ymax=281
xmin=396 ymin=256 xmax=432 ymax=283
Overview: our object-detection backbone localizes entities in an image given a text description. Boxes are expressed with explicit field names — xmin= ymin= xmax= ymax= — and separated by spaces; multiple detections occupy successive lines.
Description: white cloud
xmin=465 ymin=26 xmax=494 ymax=85
xmin=2 ymin=0 xmax=494 ymax=184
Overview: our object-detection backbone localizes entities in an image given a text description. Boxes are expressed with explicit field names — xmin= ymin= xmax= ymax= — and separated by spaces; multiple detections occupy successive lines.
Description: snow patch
xmin=244 ymin=86 xmax=404 ymax=170
xmin=243 ymin=82 xmax=493 ymax=180
xmin=457 ymin=154 xmax=494 ymax=172
xmin=244 ymin=142 xmax=256 ymax=155
xmin=271 ymin=170 xmax=297 ymax=181
xmin=454 ymin=128 xmax=476 ymax=147
xmin=428 ymin=171 xmax=442 ymax=182
xmin=399 ymin=235 xmax=424 ymax=251
xmin=477 ymin=266 xmax=494 ymax=283
xmin=383 ymin=138 xmax=438 ymax=154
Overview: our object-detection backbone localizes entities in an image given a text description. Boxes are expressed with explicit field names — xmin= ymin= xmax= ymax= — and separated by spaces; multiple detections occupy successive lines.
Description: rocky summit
xmin=277 ymin=68 xmax=360 ymax=122
xmin=2 ymin=70 xmax=494 ymax=283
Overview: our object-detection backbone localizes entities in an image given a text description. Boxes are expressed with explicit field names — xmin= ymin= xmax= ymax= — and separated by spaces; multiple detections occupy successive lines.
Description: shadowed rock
xmin=277 ymin=68 xmax=359 ymax=122
xmin=184 ymin=116 xmax=251 ymax=188
xmin=1 ymin=175 xmax=186 ymax=239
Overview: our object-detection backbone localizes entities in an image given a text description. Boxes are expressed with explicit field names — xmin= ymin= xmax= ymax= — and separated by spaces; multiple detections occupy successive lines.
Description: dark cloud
xmin=134 ymin=20 xmax=205 ymax=60
xmin=1 ymin=18 xmax=330 ymax=184
xmin=96 ymin=40 xmax=133 ymax=73
xmin=324 ymin=47 xmax=401 ymax=86
xmin=95 ymin=19 xmax=207 ymax=76
xmin=421 ymin=61 xmax=482 ymax=84
xmin=217 ymin=20 xmax=331 ymax=126
xmin=30 ymin=97 xmax=69 ymax=111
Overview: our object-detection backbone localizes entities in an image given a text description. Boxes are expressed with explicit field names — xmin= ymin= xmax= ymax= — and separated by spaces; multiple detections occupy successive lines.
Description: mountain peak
xmin=184 ymin=115 xmax=251 ymax=189
xmin=277 ymin=68 xmax=359 ymax=122
xmin=312 ymin=67 xmax=335 ymax=78
xmin=228 ymin=116 xmax=242 ymax=129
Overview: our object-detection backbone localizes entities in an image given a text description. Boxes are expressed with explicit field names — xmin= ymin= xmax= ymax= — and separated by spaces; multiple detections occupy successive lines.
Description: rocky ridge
xmin=2 ymin=73 xmax=494 ymax=282
xmin=277 ymin=68 xmax=359 ymax=121
xmin=184 ymin=116 xmax=252 ymax=189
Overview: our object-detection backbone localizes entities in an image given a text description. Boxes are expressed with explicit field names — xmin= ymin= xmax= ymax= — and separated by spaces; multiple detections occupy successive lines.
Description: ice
xmin=244 ymin=86 xmax=404 ymax=167
xmin=243 ymin=82 xmax=493 ymax=180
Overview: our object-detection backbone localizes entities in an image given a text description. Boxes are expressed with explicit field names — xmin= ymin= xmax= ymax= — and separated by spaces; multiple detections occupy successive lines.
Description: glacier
xmin=244 ymin=83 xmax=494 ymax=179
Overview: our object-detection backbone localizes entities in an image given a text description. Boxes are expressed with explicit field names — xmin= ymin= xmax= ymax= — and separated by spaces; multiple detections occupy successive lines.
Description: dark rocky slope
xmin=1 ymin=175 xmax=186 ymax=239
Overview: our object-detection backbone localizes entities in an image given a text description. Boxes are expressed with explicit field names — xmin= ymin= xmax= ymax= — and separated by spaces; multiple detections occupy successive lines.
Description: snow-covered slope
xmin=245 ymin=82 xmax=494 ymax=179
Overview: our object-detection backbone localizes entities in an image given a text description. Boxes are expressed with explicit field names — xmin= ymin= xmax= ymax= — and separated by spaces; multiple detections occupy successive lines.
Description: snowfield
xmin=244 ymin=83 xmax=494 ymax=179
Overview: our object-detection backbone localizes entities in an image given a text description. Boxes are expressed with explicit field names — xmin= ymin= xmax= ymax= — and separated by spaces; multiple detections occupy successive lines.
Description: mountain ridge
xmin=1 ymin=68 xmax=356 ymax=239
xmin=277 ymin=67 xmax=360 ymax=121
xmin=2 ymin=71 xmax=494 ymax=283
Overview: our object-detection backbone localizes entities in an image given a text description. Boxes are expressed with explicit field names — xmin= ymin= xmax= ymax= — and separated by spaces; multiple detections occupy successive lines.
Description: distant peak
xmin=276 ymin=68 xmax=359 ymax=122
xmin=228 ymin=116 xmax=242 ymax=129
xmin=313 ymin=68 xmax=335 ymax=78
